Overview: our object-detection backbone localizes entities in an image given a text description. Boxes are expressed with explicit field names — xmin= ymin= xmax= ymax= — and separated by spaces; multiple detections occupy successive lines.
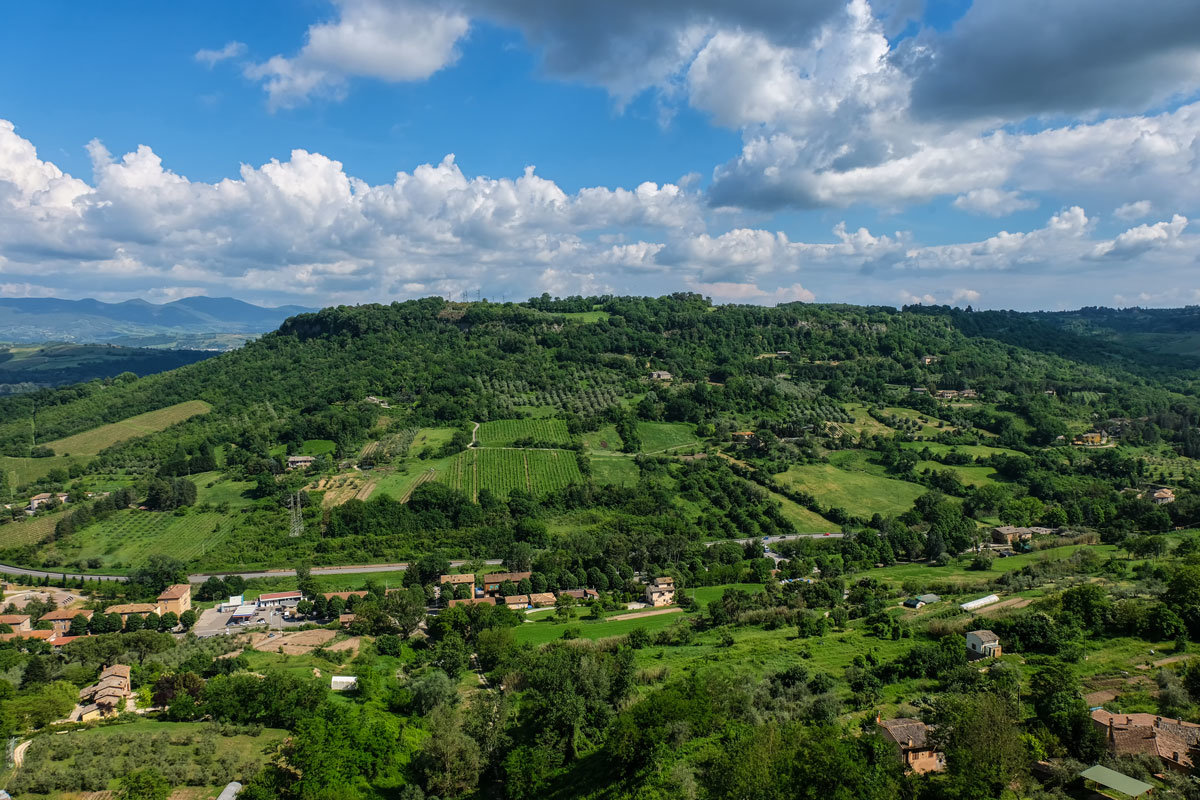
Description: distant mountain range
xmin=0 ymin=296 xmax=316 ymax=347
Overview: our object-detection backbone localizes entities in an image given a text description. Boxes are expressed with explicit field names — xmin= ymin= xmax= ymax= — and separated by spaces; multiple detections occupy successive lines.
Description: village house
xmin=966 ymin=629 xmax=1002 ymax=659
xmin=481 ymin=572 xmax=532 ymax=595
xmin=903 ymin=594 xmax=941 ymax=609
xmin=448 ymin=596 xmax=496 ymax=607
xmin=959 ymin=389 xmax=979 ymax=399
xmin=157 ymin=584 xmax=192 ymax=616
xmin=557 ymin=589 xmax=600 ymax=602
xmin=364 ymin=396 xmax=390 ymax=408
xmin=0 ymin=629 xmax=59 ymax=644
xmin=257 ymin=590 xmax=304 ymax=608
xmin=731 ymin=431 xmax=757 ymax=443
xmin=439 ymin=574 xmax=475 ymax=597
xmin=338 ymin=613 xmax=356 ymax=628
xmin=921 ymin=356 xmax=939 ymax=365
xmin=528 ymin=592 xmax=556 ymax=607
xmin=876 ymin=717 xmax=945 ymax=774
xmin=504 ymin=594 xmax=530 ymax=609
xmin=286 ymin=455 xmax=317 ymax=470
xmin=27 ymin=492 xmax=69 ymax=512
xmin=645 ymin=577 xmax=676 ymax=607
xmin=649 ymin=370 xmax=672 ymax=381
xmin=0 ymin=614 xmax=32 ymax=632
xmin=324 ymin=590 xmax=369 ymax=602
xmin=1091 ymin=709 xmax=1200 ymax=773
xmin=76 ymin=664 xmax=133 ymax=720
xmin=1075 ymin=432 xmax=1108 ymax=446
xmin=104 ymin=603 xmax=161 ymax=624
xmin=1154 ymin=488 xmax=1177 ymax=505
xmin=935 ymin=390 xmax=959 ymax=400
xmin=40 ymin=608 xmax=92 ymax=633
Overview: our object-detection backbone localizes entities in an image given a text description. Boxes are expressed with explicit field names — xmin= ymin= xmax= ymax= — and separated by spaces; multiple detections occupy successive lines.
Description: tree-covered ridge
xmin=2 ymin=294 xmax=1195 ymax=457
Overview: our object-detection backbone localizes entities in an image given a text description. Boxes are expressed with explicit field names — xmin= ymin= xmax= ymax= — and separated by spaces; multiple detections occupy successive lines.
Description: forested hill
xmin=0 ymin=294 xmax=1197 ymax=457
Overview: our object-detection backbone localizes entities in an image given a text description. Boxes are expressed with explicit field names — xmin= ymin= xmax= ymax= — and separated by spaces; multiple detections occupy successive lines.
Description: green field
xmin=917 ymin=460 xmax=998 ymax=487
xmin=300 ymin=438 xmax=337 ymax=456
xmin=768 ymin=490 xmax=838 ymax=533
xmin=438 ymin=448 xmax=583 ymax=499
xmin=477 ymin=418 xmax=571 ymax=447
xmin=47 ymin=508 xmax=229 ymax=569
xmin=410 ymin=427 xmax=460 ymax=456
xmin=9 ymin=719 xmax=287 ymax=798
xmin=776 ymin=462 xmax=927 ymax=517
xmin=581 ymin=425 xmax=623 ymax=454
xmin=0 ymin=454 xmax=78 ymax=488
xmin=870 ymin=544 xmax=1119 ymax=589
xmin=42 ymin=400 xmax=212 ymax=457
xmin=882 ymin=406 xmax=960 ymax=435
xmin=193 ymin=471 xmax=256 ymax=508
xmin=589 ymin=455 xmax=639 ymax=487
xmin=636 ymin=421 xmax=700 ymax=453
xmin=0 ymin=513 xmax=59 ymax=548
xmin=898 ymin=441 xmax=1022 ymax=459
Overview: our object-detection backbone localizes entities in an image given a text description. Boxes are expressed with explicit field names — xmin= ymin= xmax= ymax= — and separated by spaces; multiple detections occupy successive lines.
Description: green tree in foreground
xmin=119 ymin=767 xmax=170 ymax=800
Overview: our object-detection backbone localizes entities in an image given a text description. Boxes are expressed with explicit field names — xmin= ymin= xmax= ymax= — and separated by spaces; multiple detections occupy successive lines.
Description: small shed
xmin=331 ymin=676 xmax=358 ymax=692
xmin=1079 ymin=764 xmax=1153 ymax=797
xmin=217 ymin=782 xmax=243 ymax=800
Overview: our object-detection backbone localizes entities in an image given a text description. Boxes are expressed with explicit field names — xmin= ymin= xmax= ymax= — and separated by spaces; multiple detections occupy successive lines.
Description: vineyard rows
xmin=437 ymin=448 xmax=582 ymax=499
xmin=477 ymin=419 xmax=571 ymax=447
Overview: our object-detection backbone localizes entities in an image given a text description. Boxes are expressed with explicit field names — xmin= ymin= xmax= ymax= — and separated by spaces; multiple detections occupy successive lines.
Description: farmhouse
xmin=0 ymin=614 xmax=32 ymax=632
xmin=1091 ymin=709 xmax=1200 ymax=773
xmin=157 ymin=584 xmax=192 ymax=616
xmin=257 ymin=590 xmax=303 ymax=608
xmin=439 ymin=574 xmax=475 ymax=594
xmin=339 ymin=613 xmax=356 ymax=627
xmin=1075 ymin=432 xmax=1108 ymax=446
xmin=504 ymin=594 xmax=530 ymax=609
xmin=966 ymin=629 xmax=1001 ymax=659
xmin=529 ymin=592 xmax=556 ymax=607
xmin=645 ymin=576 xmax=676 ymax=607
xmin=76 ymin=664 xmax=134 ymax=719
xmin=27 ymin=492 xmax=69 ymax=511
xmin=104 ymin=603 xmax=160 ymax=623
xmin=921 ymin=356 xmax=939 ymax=365
xmin=1154 ymin=488 xmax=1177 ymax=505
xmin=557 ymin=589 xmax=600 ymax=601
xmin=40 ymin=608 xmax=92 ymax=632
xmin=649 ymin=370 xmax=672 ymax=381
xmin=286 ymin=455 xmax=317 ymax=470
xmin=876 ymin=717 xmax=945 ymax=774
xmin=902 ymin=594 xmax=940 ymax=609
xmin=481 ymin=572 xmax=531 ymax=595
xmin=959 ymin=389 xmax=978 ymax=399
xmin=731 ymin=431 xmax=757 ymax=443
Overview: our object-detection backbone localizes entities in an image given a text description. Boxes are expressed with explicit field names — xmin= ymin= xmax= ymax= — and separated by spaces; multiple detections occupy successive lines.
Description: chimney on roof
xmin=907 ymin=737 xmax=913 ymax=747
xmin=1109 ymin=719 xmax=1115 ymax=741
xmin=1126 ymin=716 xmax=1131 ymax=725
xmin=875 ymin=712 xmax=882 ymax=724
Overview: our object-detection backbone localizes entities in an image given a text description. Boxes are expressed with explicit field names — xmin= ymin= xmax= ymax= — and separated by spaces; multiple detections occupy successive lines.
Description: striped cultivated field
xmin=44 ymin=400 xmax=212 ymax=457
xmin=477 ymin=419 xmax=571 ymax=447
xmin=439 ymin=448 xmax=582 ymax=499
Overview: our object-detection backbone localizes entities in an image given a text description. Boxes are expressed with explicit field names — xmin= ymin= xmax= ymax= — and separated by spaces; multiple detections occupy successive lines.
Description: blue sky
xmin=0 ymin=0 xmax=1197 ymax=309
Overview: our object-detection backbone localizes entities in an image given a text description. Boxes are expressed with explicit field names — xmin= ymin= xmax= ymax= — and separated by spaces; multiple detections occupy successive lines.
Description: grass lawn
xmin=410 ymin=427 xmax=460 ymax=456
xmin=556 ymin=310 xmax=611 ymax=322
xmin=581 ymin=425 xmax=623 ymax=454
xmin=300 ymin=438 xmax=337 ymax=456
xmin=636 ymin=422 xmax=700 ymax=453
xmin=43 ymin=400 xmax=212 ymax=457
xmin=46 ymin=508 xmax=230 ymax=570
xmin=882 ymin=406 xmax=959 ymax=435
xmin=589 ymin=455 xmax=639 ymax=487
xmin=242 ymin=571 xmax=410 ymax=598
xmin=916 ymin=461 xmax=998 ymax=487
xmin=766 ymin=490 xmax=837 ymax=532
xmin=0 ymin=454 xmax=81 ymax=488
xmin=839 ymin=404 xmax=896 ymax=436
xmin=776 ymin=463 xmax=926 ymax=518
xmin=371 ymin=455 xmax=455 ymax=502
xmin=898 ymin=441 xmax=1023 ymax=459
xmin=193 ymin=471 xmax=256 ymax=508
xmin=870 ymin=544 xmax=1119 ymax=589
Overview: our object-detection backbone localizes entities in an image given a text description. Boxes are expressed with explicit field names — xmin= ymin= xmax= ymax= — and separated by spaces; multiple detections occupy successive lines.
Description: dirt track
xmin=607 ymin=607 xmax=683 ymax=622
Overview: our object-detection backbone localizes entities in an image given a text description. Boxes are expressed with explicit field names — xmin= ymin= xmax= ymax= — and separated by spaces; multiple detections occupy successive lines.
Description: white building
xmin=331 ymin=676 xmax=358 ymax=692
xmin=966 ymin=630 xmax=1001 ymax=659
xmin=959 ymin=594 xmax=999 ymax=612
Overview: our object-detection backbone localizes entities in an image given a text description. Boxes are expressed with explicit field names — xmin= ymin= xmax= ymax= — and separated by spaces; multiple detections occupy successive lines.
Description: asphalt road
xmin=0 ymin=535 xmax=839 ymax=585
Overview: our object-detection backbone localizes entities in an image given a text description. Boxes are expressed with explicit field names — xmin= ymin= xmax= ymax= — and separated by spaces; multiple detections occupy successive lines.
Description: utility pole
xmin=288 ymin=491 xmax=303 ymax=537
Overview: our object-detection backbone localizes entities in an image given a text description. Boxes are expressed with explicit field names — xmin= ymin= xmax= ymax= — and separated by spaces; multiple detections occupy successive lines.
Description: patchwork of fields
xmin=438 ymin=447 xmax=583 ymax=498
xmin=44 ymin=400 xmax=212 ymax=457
